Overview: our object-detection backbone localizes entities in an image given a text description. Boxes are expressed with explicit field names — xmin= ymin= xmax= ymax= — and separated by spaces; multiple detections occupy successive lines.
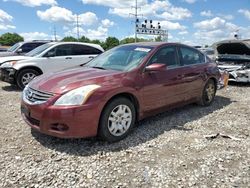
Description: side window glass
xmin=21 ymin=43 xmax=33 ymax=53
xmin=180 ymin=47 xmax=202 ymax=65
xmin=72 ymin=45 xmax=102 ymax=55
xmin=148 ymin=46 xmax=179 ymax=67
xmin=54 ymin=44 xmax=73 ymax=56
xmin=199 ymin=53 xmax=206 ymax=63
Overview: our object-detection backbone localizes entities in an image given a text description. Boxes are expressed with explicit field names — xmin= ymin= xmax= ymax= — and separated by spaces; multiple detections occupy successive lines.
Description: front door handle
xmin=65 ymin=57 xmax=72 ymax=60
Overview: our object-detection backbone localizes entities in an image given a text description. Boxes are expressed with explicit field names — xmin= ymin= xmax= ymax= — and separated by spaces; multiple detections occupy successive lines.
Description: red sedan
xmin=21 ymin=42 xmax=220 ymax=142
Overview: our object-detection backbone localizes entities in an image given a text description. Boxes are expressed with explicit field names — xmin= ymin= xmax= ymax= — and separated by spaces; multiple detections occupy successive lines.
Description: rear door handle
xmin=65 ymin=57 xmax=72 ymax=60
xmin=177 ymin=75 xmax=184 ymax=79
xmin=88 ymin=56 xmax=95 ymax=59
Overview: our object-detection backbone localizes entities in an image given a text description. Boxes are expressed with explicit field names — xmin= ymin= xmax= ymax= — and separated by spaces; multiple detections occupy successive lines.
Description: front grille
xmin=23 ymin=87 xmax=54 ymax=105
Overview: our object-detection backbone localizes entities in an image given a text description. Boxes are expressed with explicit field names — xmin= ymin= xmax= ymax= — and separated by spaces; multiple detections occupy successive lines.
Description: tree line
xmin=0 ymin=32 xmax=162 ymax=50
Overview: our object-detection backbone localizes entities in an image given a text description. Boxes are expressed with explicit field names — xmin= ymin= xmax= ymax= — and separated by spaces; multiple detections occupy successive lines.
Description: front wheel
xmin=16 ymin=69 xmax=40 ymax=90
xmin=98 ymin=97 xmax=136 ymax=142
xmin=200 ymin=79 xmax=216 ymax=106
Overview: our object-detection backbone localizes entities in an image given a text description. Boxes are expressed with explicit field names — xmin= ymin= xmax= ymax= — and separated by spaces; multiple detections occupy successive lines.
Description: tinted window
xmin=48 ymin=44 xmax=73 ymax=56
xmin=33 ymin=42 xmax=46 ymax=48
xmin=72 ymin=44 xmax=102 ymax=55
xmin=21 ymin=43 xmax=36 ymax=53
xmin=148 ymin=46 xmax=179 ymax=67
xmin=180 ymin=47 xmax=204 ymax=65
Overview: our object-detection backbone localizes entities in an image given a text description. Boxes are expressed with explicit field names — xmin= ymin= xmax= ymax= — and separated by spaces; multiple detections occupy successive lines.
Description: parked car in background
xmin=212 ymin=39 xmax=250 ymax=83
xmin=0 ymin=42 xmax=104 ymax=89
xmin=0 ymin=46 xmax=8 ymax=52
xmin=0 ymin=40 xmax=50 ymax=57
xmin=200 ymin=48 xmax=216 ymax=61
xmin=21 ymin=42 xmax=220 ymax=142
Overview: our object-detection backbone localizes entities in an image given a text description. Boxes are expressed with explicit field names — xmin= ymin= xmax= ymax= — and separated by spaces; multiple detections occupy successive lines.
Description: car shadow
xmin=32 ymin=95 xmax=232 ymax=156
xmin=1 ymin=84 xmax=21 ymax=92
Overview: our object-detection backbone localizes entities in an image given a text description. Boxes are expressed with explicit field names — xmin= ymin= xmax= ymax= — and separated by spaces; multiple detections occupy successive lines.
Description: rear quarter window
xmin=72 ymin=44 xmax=102 ymax=55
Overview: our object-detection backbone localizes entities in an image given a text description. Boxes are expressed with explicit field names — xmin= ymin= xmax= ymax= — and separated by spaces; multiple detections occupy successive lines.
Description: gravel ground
xmin=0 ymin=81 xmax=249 ymax=188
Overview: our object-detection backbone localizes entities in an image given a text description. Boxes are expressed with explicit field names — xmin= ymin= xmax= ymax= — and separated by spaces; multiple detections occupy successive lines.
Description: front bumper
xmin=21 ymin=99 xmax=103 ymax=139
xmin=0 ymin=67 xmax=16 ymax=84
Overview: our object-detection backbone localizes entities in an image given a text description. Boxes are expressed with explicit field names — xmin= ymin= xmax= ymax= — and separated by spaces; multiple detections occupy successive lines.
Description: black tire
xmin=199 ymin=79 xmax=216 ymax=106
xmin=98 ymin=97 xmax=136 ymax=142
xmin=16 ymin=69 xmax=40 ymax=90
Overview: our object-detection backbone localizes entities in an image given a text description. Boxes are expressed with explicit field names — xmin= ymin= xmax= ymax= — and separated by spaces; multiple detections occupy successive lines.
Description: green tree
xmin=79 ymin=36 xmax=90 ymax=43
xmin=104 ymin=37 xmax=119 ymax=50
xmin=61 ymin=36 xmax=78 ymax=42
xmin=120 ymin=37 xmax=135 ymax=44
xmin=155 ymin=35 xmax=162 ymax=42
xmin=90 ymin=39 xmax=102 ymax=45
xmin=120 ymin=37 xmax=151 ymax=44
xmin=0 ymin=32 xmax=24 ymax=46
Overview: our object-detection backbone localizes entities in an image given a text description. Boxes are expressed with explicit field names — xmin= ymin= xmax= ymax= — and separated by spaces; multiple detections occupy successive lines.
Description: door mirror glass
xmin=145 ymin=63 xmax=167 ymax=72
xmin=17 ymin=48 xmax=22 ymax=53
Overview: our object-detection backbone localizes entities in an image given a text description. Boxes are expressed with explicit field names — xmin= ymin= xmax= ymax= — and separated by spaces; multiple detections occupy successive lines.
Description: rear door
xmin=178 ymin=46 xmax=206 ymax=101
xmin=142 ymin=45 xmax=187 ymax=111
xmin=71 ymin=44 xmax=103 ymax=66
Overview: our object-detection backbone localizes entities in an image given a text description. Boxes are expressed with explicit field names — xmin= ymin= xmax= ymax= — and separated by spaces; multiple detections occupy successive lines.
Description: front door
xmin=142 ymin=45 xmax=187 ymax=112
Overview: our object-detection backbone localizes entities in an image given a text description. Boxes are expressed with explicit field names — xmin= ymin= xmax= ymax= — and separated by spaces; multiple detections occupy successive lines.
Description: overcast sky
xmin=0 ymin=0 xmax=250 ymax=45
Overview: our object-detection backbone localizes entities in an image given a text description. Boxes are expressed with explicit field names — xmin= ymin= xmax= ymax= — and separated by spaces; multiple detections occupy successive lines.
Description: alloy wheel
xmin=22 ymin=72 xmax=36 ymax=86
xmin=205 ymin=82 xmax=215 ymax=102
xmin=108 ymin=104 xmax=132 ymax=137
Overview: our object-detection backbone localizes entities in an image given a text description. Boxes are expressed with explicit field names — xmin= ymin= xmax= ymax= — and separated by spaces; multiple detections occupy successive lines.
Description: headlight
xmin=1 ymin=61 xmax=17 ymax=68
xmin=54 ymin=85 xmax=101 ymax=106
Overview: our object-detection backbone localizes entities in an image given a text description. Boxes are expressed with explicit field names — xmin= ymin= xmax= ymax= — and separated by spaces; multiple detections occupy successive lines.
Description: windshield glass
xmin=25 ymin=43 xmax=54 ymax=57
xmin=86 ymin=45 xmax=153 ymax=71
xmin=8 ymin=43 xmax=21 ymax=52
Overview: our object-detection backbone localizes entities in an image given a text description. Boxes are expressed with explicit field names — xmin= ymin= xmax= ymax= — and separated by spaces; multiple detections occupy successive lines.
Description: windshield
xmin=8 ymin=43 xmax=21 ymax=52
xmin=86 ymin=45 xmax=153 ymax=71
xmin=25 ymin=43 xmax=54 ymax=57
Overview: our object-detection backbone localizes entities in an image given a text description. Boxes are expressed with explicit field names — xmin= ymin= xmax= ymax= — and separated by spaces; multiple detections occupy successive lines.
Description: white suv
xmin=0 ymin=42 xmax=104 ymax=89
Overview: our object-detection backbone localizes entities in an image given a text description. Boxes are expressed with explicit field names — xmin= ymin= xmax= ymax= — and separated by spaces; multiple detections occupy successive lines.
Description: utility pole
xmin=134 ymin=0 xmax=138 ymax=42
xmin=130 ymin=0 xmax=141 ymax=42
xmin=76 ymin=15 xmax=80 ymax=40
xmin=53 ymin=25 xmax=57 ymax=41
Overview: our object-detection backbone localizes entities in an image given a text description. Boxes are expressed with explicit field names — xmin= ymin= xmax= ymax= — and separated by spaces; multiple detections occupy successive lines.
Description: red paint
xmin=21 ymin=43 xmax=220 ymax=138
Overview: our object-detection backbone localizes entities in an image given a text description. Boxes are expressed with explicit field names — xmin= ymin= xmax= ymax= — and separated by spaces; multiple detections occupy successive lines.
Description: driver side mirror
xmin=17 ymin=48 xmax=22 ymax=53
xmin=145 ymin=63 xmax=167 ymax=72
xmin=45 ymin=51 xmax=55 ymax=58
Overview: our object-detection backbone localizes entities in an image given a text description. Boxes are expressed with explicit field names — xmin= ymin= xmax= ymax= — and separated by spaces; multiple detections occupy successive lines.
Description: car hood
xmin=0 ymin=55 xmax=32 ymax=65
xmin=29 ymin=67 xmax=124 ymax=94
xmin=0 ymin=52 xmax=16 ymax=57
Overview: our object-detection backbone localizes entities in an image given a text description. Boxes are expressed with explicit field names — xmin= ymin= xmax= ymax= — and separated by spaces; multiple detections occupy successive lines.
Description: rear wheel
xmin=16 ymin=69 xmax=40 ymax=89
xmin=98 ymin=97 xmax=136 ymax=142
xmin=200 ymin=79 xmax=216 ymax=106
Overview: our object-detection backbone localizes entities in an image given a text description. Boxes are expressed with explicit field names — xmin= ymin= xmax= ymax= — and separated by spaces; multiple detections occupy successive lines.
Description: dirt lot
xmin=0 ymin=81 xmax=249 ymax=188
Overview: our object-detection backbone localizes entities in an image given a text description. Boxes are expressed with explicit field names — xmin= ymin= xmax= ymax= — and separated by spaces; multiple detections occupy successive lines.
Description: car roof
xmin=122 ymin=42 xmax=184 ymax=48
xmin=46 ymin=41 xmax=104 ymax=51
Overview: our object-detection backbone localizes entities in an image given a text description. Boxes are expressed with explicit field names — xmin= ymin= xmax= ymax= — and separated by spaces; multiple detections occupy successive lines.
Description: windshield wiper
xmin=92 ymin=66 xmax=106 ymax=70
